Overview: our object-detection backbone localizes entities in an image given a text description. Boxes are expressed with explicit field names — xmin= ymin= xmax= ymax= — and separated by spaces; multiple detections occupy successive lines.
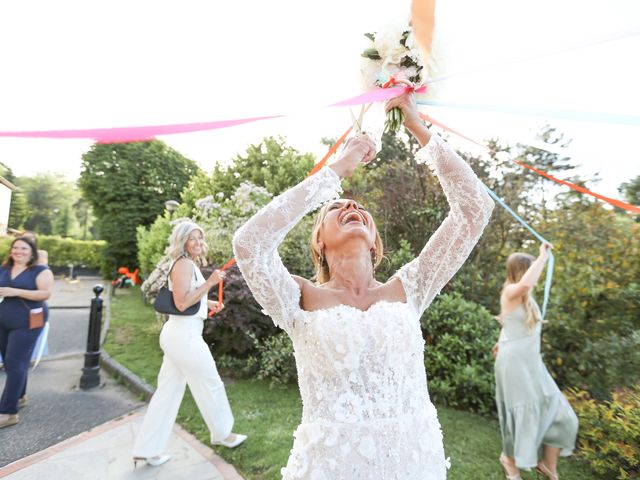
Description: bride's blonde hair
xmin=504 ymin=252 xmax=541 ymax=330
xmin=309 ymin=200 xmax=384 ymax=284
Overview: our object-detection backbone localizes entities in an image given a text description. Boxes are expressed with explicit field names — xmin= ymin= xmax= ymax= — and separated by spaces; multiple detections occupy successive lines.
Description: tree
xmin=619 ymin=175 xmax=640 ymax=221
xmin=79 ymin=140 xmax=200 ymax=270
xmin=73 ymin=197 xmax=96 ymax=240
xmin=179 ymin=136 xmax=315 ymax=216
xmin=18 ymin=173 xmax=76 ymax=234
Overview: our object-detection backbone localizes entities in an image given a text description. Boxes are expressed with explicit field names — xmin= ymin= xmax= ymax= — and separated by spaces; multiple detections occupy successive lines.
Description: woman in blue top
xmin=0 ymin=236 xmax=53 ymax=428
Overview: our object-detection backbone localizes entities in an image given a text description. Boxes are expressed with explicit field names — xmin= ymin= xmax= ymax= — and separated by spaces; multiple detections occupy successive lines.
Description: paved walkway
xmin=0 ymin=411 xmax=239 ymax=480
xmin=0 ymin=276 xmax=243 ymax=479
xmin=0 ymin=355 xmax=143 ymax=467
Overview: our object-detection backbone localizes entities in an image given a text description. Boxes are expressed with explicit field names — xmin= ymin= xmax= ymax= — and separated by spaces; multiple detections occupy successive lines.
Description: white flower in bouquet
xmin=374 ymin=26 xmax=407 ymax=65
xmin=361 ymin=23 xmax=425 ymax=133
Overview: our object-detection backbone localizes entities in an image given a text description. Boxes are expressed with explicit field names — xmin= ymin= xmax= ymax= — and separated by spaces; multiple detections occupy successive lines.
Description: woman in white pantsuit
xmin=132 ymin=221 xmax=246 ymax=468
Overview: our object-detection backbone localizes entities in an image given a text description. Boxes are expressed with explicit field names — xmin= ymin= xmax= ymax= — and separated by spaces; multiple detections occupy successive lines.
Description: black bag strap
xmin=165 ymin=257 xmax=197 ymax=291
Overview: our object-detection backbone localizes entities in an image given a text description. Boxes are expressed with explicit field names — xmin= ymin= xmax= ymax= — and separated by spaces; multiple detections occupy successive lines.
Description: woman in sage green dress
xmin=494 ymin=243 xmax=578 ymax=480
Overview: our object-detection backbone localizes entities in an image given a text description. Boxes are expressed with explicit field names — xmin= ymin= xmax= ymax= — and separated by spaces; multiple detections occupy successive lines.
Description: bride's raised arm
xmin=232 ymin=136 xmax=376 ymax=331
xmin=394 ymin=133 xmax=494 ymax=315
xmin=385 ymin=92 xmax=495 ymax=316
xmin=232 ymin=167 xmax=342 ymax=332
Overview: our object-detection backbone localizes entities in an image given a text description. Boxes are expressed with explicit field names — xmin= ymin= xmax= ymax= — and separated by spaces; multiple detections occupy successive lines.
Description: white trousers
xmin=132 ymin=316 xmax=234 ymax=458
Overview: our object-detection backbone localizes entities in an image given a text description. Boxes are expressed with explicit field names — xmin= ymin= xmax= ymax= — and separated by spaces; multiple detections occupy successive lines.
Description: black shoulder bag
xmin=153 ymin=260 xmax=201 ymax=316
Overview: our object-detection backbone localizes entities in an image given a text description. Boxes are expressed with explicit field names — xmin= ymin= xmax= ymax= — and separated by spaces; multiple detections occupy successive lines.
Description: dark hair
xmin=2 ymin=236 xmax=39 ymax=268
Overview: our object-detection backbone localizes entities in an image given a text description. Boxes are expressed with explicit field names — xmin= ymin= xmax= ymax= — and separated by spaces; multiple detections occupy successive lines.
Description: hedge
xmin=0 ymin=235 xmax=106 ymax=270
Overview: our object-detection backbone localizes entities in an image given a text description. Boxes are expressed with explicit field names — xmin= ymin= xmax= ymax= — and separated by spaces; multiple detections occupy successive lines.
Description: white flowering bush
xmin=196 ymin=181 xmax=273 ymax=265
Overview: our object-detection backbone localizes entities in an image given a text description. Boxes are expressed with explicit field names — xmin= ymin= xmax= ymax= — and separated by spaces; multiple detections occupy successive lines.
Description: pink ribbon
xmin=0 ymin=86 xmax=425 ymax=144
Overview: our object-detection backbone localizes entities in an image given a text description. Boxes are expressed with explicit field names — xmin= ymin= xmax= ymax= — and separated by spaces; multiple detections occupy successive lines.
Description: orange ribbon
xmin=419 ymin=113 xmax=640 ymax=214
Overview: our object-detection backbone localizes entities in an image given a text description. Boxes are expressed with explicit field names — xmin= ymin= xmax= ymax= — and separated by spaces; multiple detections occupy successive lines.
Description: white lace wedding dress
xmin=233 ymin=134 xmax=494 ymax=480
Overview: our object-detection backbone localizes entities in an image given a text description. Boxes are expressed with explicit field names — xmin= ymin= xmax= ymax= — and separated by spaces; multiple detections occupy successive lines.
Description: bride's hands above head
xmin=329 ymin=134 xmax=376 ymax=178
xmin=384 ymin=84 xmax=432 ymax=146
xmin=384 ymin=83 xmax=421 ymax=130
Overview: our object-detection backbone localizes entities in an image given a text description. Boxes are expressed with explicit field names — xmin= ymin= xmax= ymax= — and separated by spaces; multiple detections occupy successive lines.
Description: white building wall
xmin=0 ymin=184 xmax=12 ymax=236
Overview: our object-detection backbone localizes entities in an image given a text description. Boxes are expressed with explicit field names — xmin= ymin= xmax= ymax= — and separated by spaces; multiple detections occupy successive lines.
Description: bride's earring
xmin=370 ymin=249 xmax=376 ymax=268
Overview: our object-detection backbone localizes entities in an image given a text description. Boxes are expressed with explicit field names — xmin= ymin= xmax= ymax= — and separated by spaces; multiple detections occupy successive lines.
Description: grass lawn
xmin=104 ymin=287 xmax=597 ymax=480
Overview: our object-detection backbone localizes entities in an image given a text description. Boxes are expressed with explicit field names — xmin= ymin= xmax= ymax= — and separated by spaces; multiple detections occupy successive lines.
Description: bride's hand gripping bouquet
xmin=361 ymin=25 xmax=425 ymax=133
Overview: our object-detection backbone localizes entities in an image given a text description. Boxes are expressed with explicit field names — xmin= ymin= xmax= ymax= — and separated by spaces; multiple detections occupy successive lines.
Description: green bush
xmin=0 ymin=235 xmax=106 ymax=270
xmin=245 ymin=332 xmax=297 ymax=387
xmin=136 ymin=213 xmax=173 ymax=278
xmin=564 ymin=330 xmax=640 ymax=399
xmin=138 ymin=180 xmax=319 ymax=359
xmin=566 ymin=386 xmax=640 ymax=479
xmin=420 ymin=292 xmax=500 ymax=416
xmin=202 ymin=264 xmax=279 ymax=357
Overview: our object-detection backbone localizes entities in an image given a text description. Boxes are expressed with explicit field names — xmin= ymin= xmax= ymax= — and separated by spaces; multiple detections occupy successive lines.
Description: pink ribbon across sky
xmin=0 ymin=86 xmax=422 ymax=144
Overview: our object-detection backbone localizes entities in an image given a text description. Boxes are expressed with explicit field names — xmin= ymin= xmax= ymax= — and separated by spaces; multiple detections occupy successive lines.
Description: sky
xmin=0 ymin=0 xmax=639 ymax=201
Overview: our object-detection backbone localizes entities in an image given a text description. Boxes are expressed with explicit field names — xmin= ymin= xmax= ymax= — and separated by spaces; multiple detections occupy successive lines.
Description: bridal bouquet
xmin=361 ymin=25 xmax=424 ymax=133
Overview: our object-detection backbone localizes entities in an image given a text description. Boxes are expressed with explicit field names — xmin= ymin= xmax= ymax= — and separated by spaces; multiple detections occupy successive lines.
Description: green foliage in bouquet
xmin=361 ymin=29 xmax=424 ymax=133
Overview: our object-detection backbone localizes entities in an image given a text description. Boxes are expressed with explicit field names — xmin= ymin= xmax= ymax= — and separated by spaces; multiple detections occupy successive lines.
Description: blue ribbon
xmin=416 ymin=99 xmax=640 ymax=126
xmin=484 ymin=186 xmax=554 ymax=319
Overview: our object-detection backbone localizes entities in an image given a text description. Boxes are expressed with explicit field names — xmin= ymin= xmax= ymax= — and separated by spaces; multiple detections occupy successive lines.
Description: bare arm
xmin=233 ymin=136 xmax=375 ymax=330
xmin=170 ymin=258 xmax=223 ymax=312
xmin=232 ymin=168 xmax=343 ymax=331
xmin=503 ymin=243 xmax=552 ymax=300
xmin=0 ymin=269 xmax=54 ymax=301
xmin=38 ymin=249 xmax=49 ymax=266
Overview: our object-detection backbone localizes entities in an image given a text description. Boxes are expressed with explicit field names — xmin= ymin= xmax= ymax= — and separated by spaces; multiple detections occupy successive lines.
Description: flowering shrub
xmin=138 ymin=180 xmax=318 ymax=358
xmin=565 ymin=386 xmax=640 ymax=479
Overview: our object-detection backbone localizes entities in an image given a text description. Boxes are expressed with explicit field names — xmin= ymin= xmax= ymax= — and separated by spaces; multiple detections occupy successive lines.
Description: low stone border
xmin=99 ymin=351 xmax=155 ymax=402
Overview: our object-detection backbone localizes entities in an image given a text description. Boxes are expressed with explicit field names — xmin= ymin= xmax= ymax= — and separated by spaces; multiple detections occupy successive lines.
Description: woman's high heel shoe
xmin=211 ymin=433 xmax=247 ymax=448
xmin=499 ymin=455 xmax=522 ymax=480
xmin=133 ymin=454 xmax=171 ymax=468
xmin=536 ymin=462 xmax=558 ymax=480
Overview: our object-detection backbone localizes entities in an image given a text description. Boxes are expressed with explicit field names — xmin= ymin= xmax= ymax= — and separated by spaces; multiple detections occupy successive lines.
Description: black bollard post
xmin=80 ymin=285 xmax=104 ymax=390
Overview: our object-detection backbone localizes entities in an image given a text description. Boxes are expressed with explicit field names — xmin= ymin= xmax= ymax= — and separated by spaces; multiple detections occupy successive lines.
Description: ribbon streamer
xmin=419 ymin=113 xmax=640 ymax=214
xmin=484 ymin=187 xmax=554 ymax=319
xmin=0 ymin=88 xmax=414 ymax=144
xmin=417 ymin=99 xmax=640 ymax=126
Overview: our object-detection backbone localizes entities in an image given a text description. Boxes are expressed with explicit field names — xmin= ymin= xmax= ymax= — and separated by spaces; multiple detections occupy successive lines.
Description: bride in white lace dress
xmin=232 ymin=92 xmax=494 ymax=479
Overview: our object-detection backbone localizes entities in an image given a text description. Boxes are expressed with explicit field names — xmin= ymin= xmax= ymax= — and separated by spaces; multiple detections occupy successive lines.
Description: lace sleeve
xmin=394 ymin=134 xmax=495 ymax=316
xmin=232 ymin=167 xmax=343 ymax=332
